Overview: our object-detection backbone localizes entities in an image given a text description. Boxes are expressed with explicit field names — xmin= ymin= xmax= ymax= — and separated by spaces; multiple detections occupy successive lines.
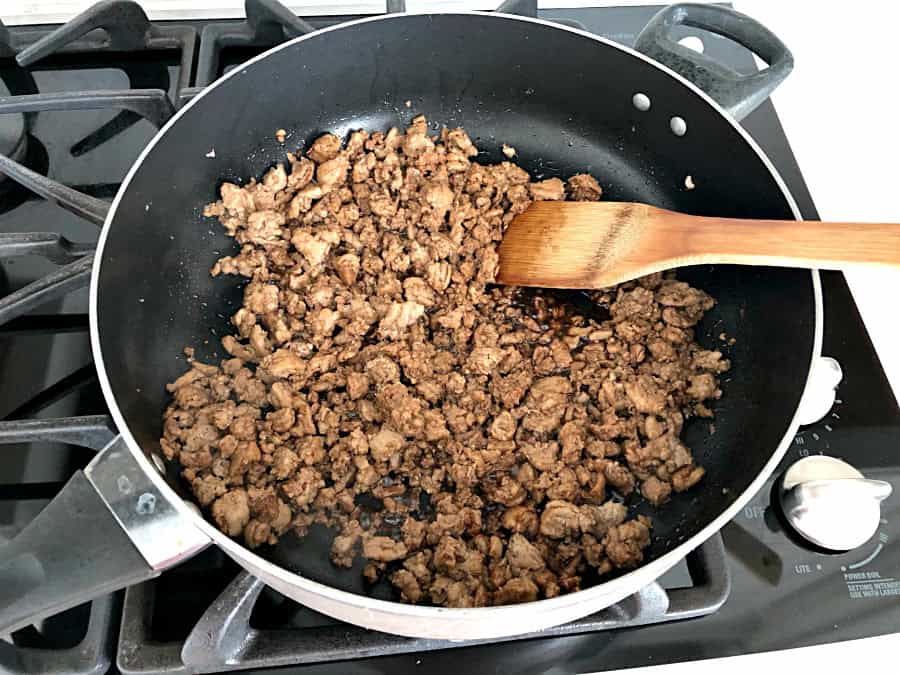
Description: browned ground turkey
xmin=161 ymin=116 xmax=730 ymax=608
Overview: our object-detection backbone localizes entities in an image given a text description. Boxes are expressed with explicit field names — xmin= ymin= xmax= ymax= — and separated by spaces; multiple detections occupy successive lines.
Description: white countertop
xmin=598 ymin=632 xmax=900 ymax=675
xmin=3 ymin=1 xmax=898 ymax=672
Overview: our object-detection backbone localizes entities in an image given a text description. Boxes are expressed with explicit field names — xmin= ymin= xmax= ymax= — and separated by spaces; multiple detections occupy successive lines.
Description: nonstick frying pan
xmin=0 ymin=5 xmax=822 ymax=640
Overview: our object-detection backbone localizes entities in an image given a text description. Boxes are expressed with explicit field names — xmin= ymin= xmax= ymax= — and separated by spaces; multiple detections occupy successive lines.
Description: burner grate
xmin=9 ymin=0 xmax=196 ymax=94
xmin=0 ymin=313 xmax=89 ymax=334
xmin=0 ymin=90 xmax=175 ymax=131
xmin=116 ymin=535 xmax=729 ymax=675
xmin=194 ymin=0 xmax=319 ymax=88
xmin=0 ymin=416 xmax=115 ymax=451
xmin=0 ymin=416 xmax=117 ymax=675
xmin=1 ymin=1 xmax=194 ymax=162
xmin=0 ymin=594 xmax=117 ymax=675
xmin=0 ymin=222 xmax=96 ymax=327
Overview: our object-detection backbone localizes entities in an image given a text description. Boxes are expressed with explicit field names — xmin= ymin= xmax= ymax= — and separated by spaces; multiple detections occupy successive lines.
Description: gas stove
xmin=0 ymin=2 xmax=897 ymax=674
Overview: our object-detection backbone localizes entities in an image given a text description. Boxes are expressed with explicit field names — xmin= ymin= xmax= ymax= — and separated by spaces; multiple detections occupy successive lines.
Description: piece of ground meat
xmin=391 ymin=569 xmax=423 ymax=602
xmin=603 ymin=516 xmax=652 ymax=568
xmin=493 ymin=577 xmax=539 ymax=604
xmin=539 ymin=500 xmax=582 ymax=539
xmin=603 ymin=460 xmax=636 ymax=495
xmin=624 ymin=375 xmax=667 ymax=414
xmin=307 ymin=133 xmax=342 ymax=162
xmin=330 ymin=531 xmax=359 ymax=567
xmin=506 ymin=533 xmax=546 ymax=573
xmin=529 ymin=178 xmax=565 ymax=200
xmin=162 ymin=117 xmax=727 ymax=609
xmin=566 ymin=174 xmax=602 ymax=201
xmin=211 ymin=490 xmax=249 ymax=537
xmin=489 ymin=411 xmax=517 ymax=441
xmin=641 ymin=475 xmax=672 ymax=506
xmin=521 ymin=441 xmax=559 ymax=472
xmin=364 ymin=536 xmax=409 ymax=562
xmin=579 ymin=500 xmax=627 ymax=538
xmin=672 ymin=465 xmax=706 ymax=492
xmin=502 ymin=505 xmax=539 ymax=536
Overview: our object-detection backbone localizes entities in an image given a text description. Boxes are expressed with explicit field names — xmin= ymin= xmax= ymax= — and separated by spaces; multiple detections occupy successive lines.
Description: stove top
xmin=0 ymin=2 xmax=897 ymax=674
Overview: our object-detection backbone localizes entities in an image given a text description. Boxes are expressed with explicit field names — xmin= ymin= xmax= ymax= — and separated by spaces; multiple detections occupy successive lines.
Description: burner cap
xmin=0 ymin=78 xmax=27 ymax=162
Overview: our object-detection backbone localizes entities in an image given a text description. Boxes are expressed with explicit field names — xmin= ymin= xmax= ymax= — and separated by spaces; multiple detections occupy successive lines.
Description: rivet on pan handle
xmin=633 ymin=3 xmax=794 ymax=121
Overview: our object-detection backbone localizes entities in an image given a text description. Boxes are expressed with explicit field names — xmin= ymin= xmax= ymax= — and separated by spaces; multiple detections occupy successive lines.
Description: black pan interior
xmin=95 ymin=14 xmax=815 ymax=597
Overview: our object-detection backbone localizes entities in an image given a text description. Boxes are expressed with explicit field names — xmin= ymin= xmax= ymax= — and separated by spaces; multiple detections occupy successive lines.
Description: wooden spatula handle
xmin=495 ymin=201 xmax=900 ymax=290
xmin=661 ymin=211 xmax=900 ymax=269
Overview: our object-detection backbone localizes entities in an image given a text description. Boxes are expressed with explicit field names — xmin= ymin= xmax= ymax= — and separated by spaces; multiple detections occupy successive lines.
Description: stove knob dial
xmin=779 ymin=455 xmax=892 ymax=551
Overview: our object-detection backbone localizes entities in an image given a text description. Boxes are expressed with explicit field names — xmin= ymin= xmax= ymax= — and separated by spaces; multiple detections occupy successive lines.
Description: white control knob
xmin=779 ymin=455 xmax=892 ymax=551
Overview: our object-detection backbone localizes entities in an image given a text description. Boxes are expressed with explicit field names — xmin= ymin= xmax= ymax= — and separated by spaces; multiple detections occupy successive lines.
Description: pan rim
xmin=88 ymin=10 xmax=823 ymax=631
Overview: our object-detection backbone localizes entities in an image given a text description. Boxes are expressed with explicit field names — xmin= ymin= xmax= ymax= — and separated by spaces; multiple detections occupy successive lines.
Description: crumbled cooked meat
xmin=369 ymin=427 xmax=404 ymax=461
xmin=529 ymin=178 xmax=565 ymax=201
xmin=603 ymin=460 xmax=636 ymax=495
xmin=489 ymin=411 xmax=517 ymax=441
xmin=263 ymin=349 xmax=305 ymax=378
xmin=307 ymin=132 xmax=341 ymax=162
xmin=164 ymin=118 xmax=727 ymax=609
xmin=391 ymin=569 xmax=423 ymax=602
xmin=291 ymin=229 xmax=333 ymax=269
xmin=566 ymin=173 xmax=602 ymax=201
xmin=539 ymin=500 xmax=582 ymax=539
xmin=521 ymin=441 xmax=559 ymax=472
xmin=687 ymin=373 xmax=720 ymax=401
xmin=494 ymin=577 xmax=539 ymax=604
xmin=641 ymin=475 xmax=672 ymax=506
xmin=656 ymin=280 xmax=712 ymax=308
xmin=625 ymin=375 xmax=667 ymax=414
xmin=282 ymin=467 xmax=324 ymax=509
xmin=244 ymin=519 xmax=272 ymax=548
xmin=378 ymin=301 xmax=425 ymax=339
xmin=603 ymin=516 xmax=652 ymax=568
xmin=366 ymin=356 xmax=400 ymax=384
xmin=467 ymin=347 xmax=504 ymax=376
xmin=244 ymin=210 xmax=285 ymax=245
xmin=558 ymin=421 xmax=585 ymax=463
xmin=211 ymin=490 xmax=249 ymax=537
xmin=502 ymin=505 xmax=539 ymax=536
xmin=672 ymin=465 xmax=705 ymax=492
xmin=330 ymin=531 xmax=359 ymax=568
xmin=403 ymin=277 xmax=436 ymax=307
xmin=363 ymin=536 xmax=409 ymax=562
xmin=334 ymin=253 xmax=360 ymax=286
xmin=506 ymin=533 xmax=545 ymax=573
xmin=579 ymin=500 xmax=627 ymax=538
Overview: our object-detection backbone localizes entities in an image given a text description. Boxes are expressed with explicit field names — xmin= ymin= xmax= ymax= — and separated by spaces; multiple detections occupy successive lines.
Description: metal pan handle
xmin=0 ymin=435 xmax=209 ymax=635
xmin=633 ymin=3 xmax=793 ymax=121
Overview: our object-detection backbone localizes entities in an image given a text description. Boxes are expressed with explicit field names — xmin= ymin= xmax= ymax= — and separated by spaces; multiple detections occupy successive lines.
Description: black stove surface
xmin=0 ymin=2 xmax=897 ymax=675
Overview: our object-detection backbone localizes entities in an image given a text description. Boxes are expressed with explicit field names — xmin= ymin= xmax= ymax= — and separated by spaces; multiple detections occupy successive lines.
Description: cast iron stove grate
xmin=113 ymin=537 xmax=727 ymax=674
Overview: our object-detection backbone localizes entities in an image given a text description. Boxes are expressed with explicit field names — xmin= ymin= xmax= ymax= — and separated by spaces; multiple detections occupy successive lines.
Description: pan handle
xmin=633 ymin=3 xmax=793 ymax=121
xmin=0 ymin=435 xmax=209 ymax=635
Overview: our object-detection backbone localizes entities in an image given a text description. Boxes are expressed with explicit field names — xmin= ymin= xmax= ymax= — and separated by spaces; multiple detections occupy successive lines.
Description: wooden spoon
xmin=495 ymin=201 xmax=900 ymax=289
